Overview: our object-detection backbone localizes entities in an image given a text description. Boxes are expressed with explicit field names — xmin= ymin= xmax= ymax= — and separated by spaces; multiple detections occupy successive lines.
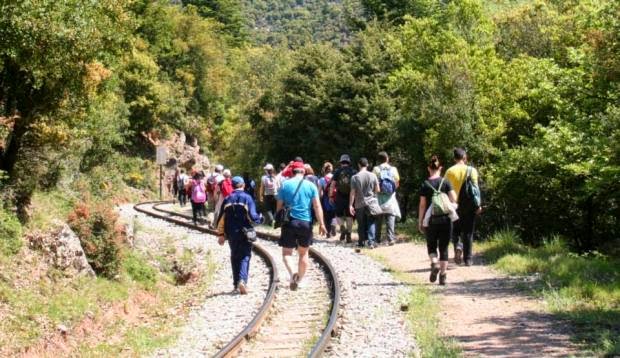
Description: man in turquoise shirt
xmin=277 ymin=161 xmax=326 ymax=290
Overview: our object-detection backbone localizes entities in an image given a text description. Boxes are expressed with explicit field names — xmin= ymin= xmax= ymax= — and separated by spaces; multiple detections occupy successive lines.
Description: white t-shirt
xmin=261 ymin=174 xmax=277 ymax=196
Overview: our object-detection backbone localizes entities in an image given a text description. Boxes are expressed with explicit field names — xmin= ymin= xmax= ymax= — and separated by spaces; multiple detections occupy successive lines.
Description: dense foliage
xmin=0 ymin=0 xmax=617 ymax=255
xmin=240 ymin=0 xmax=363 ymax=47
xmin=250 ymin=0 xmax=619 ymax=251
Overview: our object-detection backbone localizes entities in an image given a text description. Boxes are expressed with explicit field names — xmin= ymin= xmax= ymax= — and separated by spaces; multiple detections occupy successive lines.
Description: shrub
xmin=0 ymin=207 xmax=22 ymax=256
xmin=68 ymin=200 xmax=125 ymax=278
xmin=124 ymin=253 xmax=157 ymax=289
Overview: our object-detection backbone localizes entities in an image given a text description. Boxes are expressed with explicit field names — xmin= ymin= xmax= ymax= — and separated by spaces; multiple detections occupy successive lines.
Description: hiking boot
xmin=330 ymin=225 xmax=337 ymax=237
xmin=290 ymin=273 xmax=299 ymax=291
xmin=454 ymin=247 xmax=463 ymax=265
xmin=439 ymin=273 xmax=447 ymax=285
xmin=346 ymin=232 xmax=352 ymax=243
xmin=339 ymin=232 xmax=345 ymax=241
xmin=429 ymin=263 xmax=439 ymax=283
xmin=464 ymin=259 xmax=472 ymax=267
xmin=388 ymin=240 xmax=395 ymax=246
xmin=238 ymin=281 xmax=248 ymax=295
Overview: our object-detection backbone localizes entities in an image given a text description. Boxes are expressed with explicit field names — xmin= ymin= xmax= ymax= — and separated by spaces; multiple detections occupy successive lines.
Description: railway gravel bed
xmin=154 ymin=203 xmax=416 ymax=357
xmin=117 ymin=204 xmax=271 ymax=357
xmin=237 ymin=240 xmax=331 ymax=358
xmin=315 ymin=241 xmax=416 ymax=357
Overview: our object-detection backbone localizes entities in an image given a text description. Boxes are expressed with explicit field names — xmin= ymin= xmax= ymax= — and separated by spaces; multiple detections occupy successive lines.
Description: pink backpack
xmin=191 ymin=180 xmax=207 ymax=203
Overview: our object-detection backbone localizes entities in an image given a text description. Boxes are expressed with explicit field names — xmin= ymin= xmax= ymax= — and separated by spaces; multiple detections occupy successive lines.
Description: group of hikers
xmin=171 ymin=148 xmax=481 ymax=293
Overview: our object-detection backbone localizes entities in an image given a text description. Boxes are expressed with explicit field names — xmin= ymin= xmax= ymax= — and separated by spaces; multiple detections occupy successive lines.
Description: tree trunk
xmin=0 ymin=118 xmax=27 ymax=175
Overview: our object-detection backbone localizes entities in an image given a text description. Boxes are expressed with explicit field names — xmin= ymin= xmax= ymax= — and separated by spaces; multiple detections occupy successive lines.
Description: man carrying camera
xmin=217 ymin=176 xmax=263 ymax=294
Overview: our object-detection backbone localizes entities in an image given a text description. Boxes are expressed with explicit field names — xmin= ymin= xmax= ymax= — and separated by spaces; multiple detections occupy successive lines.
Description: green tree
xmin=0 ymin=0 xmax=130 ymax=218
xmin=182 ymin=0 xmax=248 ymax=45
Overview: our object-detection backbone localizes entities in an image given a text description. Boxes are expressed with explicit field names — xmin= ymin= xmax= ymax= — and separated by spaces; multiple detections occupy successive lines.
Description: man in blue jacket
xmin=217 ymin=176 xmax=263 ymax=294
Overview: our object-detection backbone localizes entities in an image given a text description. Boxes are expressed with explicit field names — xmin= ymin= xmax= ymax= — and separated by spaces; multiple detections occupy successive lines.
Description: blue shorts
xmin=279 ymin=219 xmax=313 ymax=248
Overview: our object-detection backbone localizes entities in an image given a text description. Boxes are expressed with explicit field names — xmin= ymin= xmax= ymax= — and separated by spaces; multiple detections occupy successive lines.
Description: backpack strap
xmin=424 ymin=180 xmax=440 ymax=193
xmin=466 ymin=166 xmax=472 ymax=180
xmin=291 ymin=178 xmax=304 ymax=201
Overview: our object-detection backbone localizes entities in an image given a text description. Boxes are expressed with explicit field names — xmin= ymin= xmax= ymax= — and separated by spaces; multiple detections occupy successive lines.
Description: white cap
xmin=264 ymin=163 xmax=274 ymax=170
xmin=215 ymin=164 xmax=224 ymax=172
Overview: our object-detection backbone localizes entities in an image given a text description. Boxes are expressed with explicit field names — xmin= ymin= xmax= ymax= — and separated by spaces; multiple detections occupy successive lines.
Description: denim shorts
xmin=279 ymin=219 xmax=313 ymax=248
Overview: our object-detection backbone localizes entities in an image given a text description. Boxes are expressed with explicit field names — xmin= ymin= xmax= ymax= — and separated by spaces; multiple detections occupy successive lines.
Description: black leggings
xmin=426 ymin=218 xmax=453 ymax=261
xmin=191 ymin=201 xmax=205 ymax=224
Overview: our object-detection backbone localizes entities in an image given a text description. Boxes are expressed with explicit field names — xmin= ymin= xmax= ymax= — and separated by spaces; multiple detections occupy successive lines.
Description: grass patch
xmin=395 ymin=220 xmax=425 ymax=243
xmin=478 ymin=230 xmax=620 ymax=355
xmin=366 ymin=251 xmax=461 ymax=358
xmin=0 ymin=207 xmax=22 ymax=255
xmin=0 ymin=242 xmax=216 ymax=356
xmin=26 ymin=190 xmax=75 ymax=231
xmin=123 ymin=252 xmax=158 ymax=289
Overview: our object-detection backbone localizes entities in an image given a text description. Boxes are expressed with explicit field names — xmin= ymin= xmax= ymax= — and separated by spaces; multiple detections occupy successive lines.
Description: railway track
xmin=134 ymin=201 xmax=341 ymax=357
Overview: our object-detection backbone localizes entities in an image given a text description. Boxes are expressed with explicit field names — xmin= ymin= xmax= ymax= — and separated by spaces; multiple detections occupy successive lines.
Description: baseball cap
xmin=339 ymin=154 xmax=351 ymax=163
xmin=232 ymin=176 xmax=244 ymax=187
xmin=291 ymin=161 xmax=305 ymax=171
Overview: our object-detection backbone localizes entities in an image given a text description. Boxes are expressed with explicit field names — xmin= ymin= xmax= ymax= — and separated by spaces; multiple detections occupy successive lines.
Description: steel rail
xmin=133 ymin=202 xmax=278 ymax=357
xmin=147 ymin=201 xmax=341 ymax=357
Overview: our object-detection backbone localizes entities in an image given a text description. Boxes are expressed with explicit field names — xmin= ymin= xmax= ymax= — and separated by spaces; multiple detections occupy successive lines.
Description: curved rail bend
xmin=134 ymin=202 xmax=277 ymax=357
xmin=135 ymin=201 xmax=340 ymax=358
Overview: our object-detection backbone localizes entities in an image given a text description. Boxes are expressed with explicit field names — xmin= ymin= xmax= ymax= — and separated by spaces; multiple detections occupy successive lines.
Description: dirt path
xmin=372 ymin=242 xmax=580 ymax=357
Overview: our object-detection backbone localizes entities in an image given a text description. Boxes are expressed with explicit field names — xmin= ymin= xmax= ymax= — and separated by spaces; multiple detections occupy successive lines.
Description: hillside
xmin=241 ymin=0 xmax=362 ymax=47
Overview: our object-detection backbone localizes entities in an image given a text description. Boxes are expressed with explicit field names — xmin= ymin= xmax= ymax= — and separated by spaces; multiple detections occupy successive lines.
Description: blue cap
xmin=232 ymin=176 xmax=244 ymax=187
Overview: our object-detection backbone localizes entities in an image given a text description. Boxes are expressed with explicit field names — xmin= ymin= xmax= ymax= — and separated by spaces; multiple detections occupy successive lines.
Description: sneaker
xmin=330 ymin=225 xmax=337 ymax=237
xmin=290 ymin=273 xmax=299 ymax=291
xmin=464 ymin=259 xmax=472 ymax=267
xmin=439 ymin=273 xmax=447 ymax=285
xmin=346 ymin=232 xmax=352 ymax=243
xmin=296 ymin=277 xmax=308 ymax=289
xmin=429 ymin=263 xmax=439 ymax=283
xmin=339 ymin=232 xmax=345 ymax=241
xmin=238 ymin=281 xmax=248 ymax=295
xmin=367 ymin=242 xmax=376 ymax=250
xmin=454 ymin=247 xmax=463 ymax=265
xmin=388 ymin=240 xmax=395 ymax=246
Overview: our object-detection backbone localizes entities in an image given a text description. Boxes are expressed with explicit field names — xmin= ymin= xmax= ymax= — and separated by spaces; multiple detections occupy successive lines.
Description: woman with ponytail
xmin=418 ymin=155 xmax=457 ymax=285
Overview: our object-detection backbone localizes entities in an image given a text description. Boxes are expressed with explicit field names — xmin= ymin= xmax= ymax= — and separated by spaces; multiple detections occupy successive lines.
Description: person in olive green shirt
xmin=445 ymin=148 xmax=482 ymax=266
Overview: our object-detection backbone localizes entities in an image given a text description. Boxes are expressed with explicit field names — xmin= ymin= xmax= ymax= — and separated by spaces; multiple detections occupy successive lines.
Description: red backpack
xmin=220 ymin=178 xmax=234 ymax=198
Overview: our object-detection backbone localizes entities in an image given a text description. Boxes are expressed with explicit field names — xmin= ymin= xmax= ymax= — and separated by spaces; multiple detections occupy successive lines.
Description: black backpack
xmin=458 ymin=166 xmax=481 ymax=214
xmin=336 ymin=168 xmax=354 ymax=195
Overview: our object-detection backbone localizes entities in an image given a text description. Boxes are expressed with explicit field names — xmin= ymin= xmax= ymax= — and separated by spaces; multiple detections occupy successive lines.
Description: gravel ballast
xmin=118 ymin=205 xmax=270 ymax=357
xmin=120 ymin=204 xmax=416 ymax=357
